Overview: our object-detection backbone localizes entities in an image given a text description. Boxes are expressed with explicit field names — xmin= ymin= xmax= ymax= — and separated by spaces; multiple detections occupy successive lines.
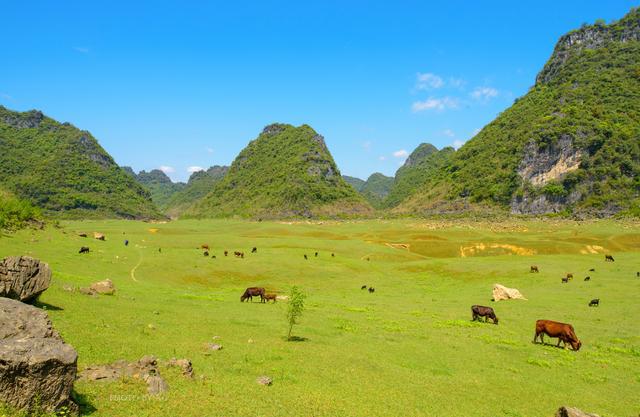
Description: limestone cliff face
xmin=516 ymin=135 xmax=582 ymax=187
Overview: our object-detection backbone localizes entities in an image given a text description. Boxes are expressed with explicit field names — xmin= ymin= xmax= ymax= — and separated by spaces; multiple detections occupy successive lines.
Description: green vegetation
xmin=164 ymin=166 xmax=228 ymax=217
xmin=285 ymin=286 xmax=306 ymax=340
xmin=0 ymin=218 xmax=638 ymax=416
xmin=342 ymin=175 xmax=366 ymax=191
xmin=187 ymin=124 xmax=371 ymax=218
xmin=0 ymin=107 xmax=160 ymax=219
xmin=383 ymin=145 xmax=454 ymax=209
xmin=359 ymin=173 xmax=394 ymax=208
xmin=0 ymin=188 xmax=41 ymax=231
xmin=397 ymin=10 xmax=640 ymax=215
xmin=126 ymin=169 xmax=186 ymax=210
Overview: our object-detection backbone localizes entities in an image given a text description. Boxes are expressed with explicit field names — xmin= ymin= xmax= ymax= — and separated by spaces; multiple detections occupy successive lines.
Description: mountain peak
xmin=402 ymin=143 xmax=439 ymax=168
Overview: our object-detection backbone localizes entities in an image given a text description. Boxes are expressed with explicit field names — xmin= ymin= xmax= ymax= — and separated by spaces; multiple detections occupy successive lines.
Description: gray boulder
xmin=0 ymin=256 xmax=52 ymax=302
xmin=0 ymin=298 xmax=78 ymax=414
xmin=556 ymin=406 xmax=601 ymax=417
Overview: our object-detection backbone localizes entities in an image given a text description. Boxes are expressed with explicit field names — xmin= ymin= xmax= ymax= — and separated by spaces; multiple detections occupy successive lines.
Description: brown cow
xmin=530 ymin=265 xmax=539 ymax=273
xmin=566 ymin=273 xmax=573 ymax=280
xmin=533 ymin=320 xmax=581 ymax=351
xmin=240 ymin=287 xmax=265 ymax=302
xmin=201 ymin=244 xmax=210 ymax=251
xmin=561 ymin=277 xmax=569 ymax=283
xmin=252 ymin=247 xmax=257 ymax=253
xmin=263 ymin=293 xmax=277 ymax=303
xmin=605 ymin=254 xmax=615 ymax=262
xmin=471 ymin=305 xmax=498 ymax=324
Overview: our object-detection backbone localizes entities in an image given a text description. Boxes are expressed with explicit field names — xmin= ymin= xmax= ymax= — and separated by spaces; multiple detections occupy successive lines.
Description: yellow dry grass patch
xmin=579 ymin=245 xmax=606 ymax=254
xmin=459 ymin=243 xmax=536 ymax=257
xmin=148 ymin=228 xmax=159 ymax=233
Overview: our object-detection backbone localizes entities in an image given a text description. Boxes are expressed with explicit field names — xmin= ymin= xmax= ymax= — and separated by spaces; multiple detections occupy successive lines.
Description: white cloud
xmin=393 ymin=149 xmax=409 ymax=158
xmin=378 ymin=156 xmax=386 ymax=161
xmin=442 ymin=129 xmax=455 ymax=138
xmin=0 ymin=92 xmax=12 ymax=101
xmin=411 ymin=97 xmax=459 ymax=112
xmin=73 ymin=47 xmax=89 ymax=54
xmin=206 ymin=147 xmax=214 ymax=154
xmin=159 ymin=165 xmax=175 ymax=174
xmin=416 ymin=72 xmax=444 ymax=90
xmin=471 ymin=87 xmax=498 ymax=101
xmin=452 ymin=140 xmax=465 ymax=150
xmin=187 ymin=166 xmax=204 ymax=173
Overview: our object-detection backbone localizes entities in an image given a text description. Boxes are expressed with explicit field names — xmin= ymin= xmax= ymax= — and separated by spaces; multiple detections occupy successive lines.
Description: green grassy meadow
xmin=1 ymin=219 xmax=639 ymax=417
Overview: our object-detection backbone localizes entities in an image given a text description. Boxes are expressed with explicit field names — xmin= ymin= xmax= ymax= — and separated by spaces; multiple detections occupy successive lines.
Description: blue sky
xmin=1 ymin=1 xmax=637 ymax=182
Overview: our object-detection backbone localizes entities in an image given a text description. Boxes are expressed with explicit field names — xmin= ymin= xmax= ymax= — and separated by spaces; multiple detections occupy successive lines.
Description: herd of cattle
xmin=76 ymin=234 xmax=635 ymax=353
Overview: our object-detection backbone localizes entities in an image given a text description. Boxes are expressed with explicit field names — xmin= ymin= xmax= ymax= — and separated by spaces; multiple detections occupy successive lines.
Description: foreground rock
xmin=0 ymin=298 xmax=78 ymax=414
xmin=256 ymin=376 xmax=273 ymax=386
xmin=0 ymin=256 xmax=52 ymax=302
xmin=492 ymin=284 xmax=527 ymax=301
xmin=555 ymin=406 xmax=601 ymax=417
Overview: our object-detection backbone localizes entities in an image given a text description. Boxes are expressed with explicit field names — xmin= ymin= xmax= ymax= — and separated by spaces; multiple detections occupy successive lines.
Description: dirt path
xmin=130 ymin=246 xmax=145 ymax=282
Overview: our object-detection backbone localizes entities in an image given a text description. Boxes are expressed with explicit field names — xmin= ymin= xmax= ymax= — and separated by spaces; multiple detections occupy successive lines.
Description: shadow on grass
xmin=533 ymin=341 xmax=577 ymax=351
xmin=33 ymin=300 xmax=64 ymax=311
xmin=73 ymin=391 xmax=97 ymax=415
xmin=286 ymin=336 xmax=309 ymax=342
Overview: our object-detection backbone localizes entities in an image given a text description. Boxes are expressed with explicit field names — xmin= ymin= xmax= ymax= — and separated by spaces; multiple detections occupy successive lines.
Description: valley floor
xmin=1 ymin=219 xmax=639 ymax=417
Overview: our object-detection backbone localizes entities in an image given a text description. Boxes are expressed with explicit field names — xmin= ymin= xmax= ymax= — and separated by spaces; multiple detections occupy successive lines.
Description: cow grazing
xmin=331 ymin=253 xmax=335 ymax=257
xmin=315 ymin=252 xmax=318 ymax=257
xmin=224 ymin=251 xmax=228 ymax=257
xmin=561 ymin=277 xmax=569 ymax=283
xmin=368 ymin=287 xmax=375 ymax=293
xmin=589 ymin=268 xmax=595 ymax=272
xmin=636 ymin=272 xmax=639 ymax=278
xmin=124 ymin=240 xmax=129 ymax=246
xmin=159 ymin=248 xmax=162 ymax=253
xmin=584 ymin=276 xmax=591 ymax=281
xmin=234 ymin=251 xmax=244 ymax=258
xmin=78 ymin=233 xmax=88 ymax=238
xmin=201 ymin=244 xmax=210 ymax=251
xmin=79 ymin=246 xmax=90 ymax=254
xmin=589 ymin=298 xmax=600 ymax=307
xmin=605 ymin=254 xmax=615 ymax=262
xmin=304 ymin=254 xmax=308 ymax=260
xmin=212 ymin=255 xmax=216 ymax=259
xmin=361 ymin=285 xmax=367 ymax=290
xmin=530 ymin=265 xmax=539 ymax=273
xmin=471 ymin=305 xmax=499 ymax=324
xmin=566 ymin=273 xmax=573 ymax=280
xmin=533 ymin=320 xmax=581 ymax=351
xmin=203 ymin=251 xmax=209 ymax=257
xmin=252 ymin=247 xmax=257 ymax=253
xmin=240 ymin=287 xmax=266 ymax=302
xmin=263 ymin=293 xmax=277 ymax=303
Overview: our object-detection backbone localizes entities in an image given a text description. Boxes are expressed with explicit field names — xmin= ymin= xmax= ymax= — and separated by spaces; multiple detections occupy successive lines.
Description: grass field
xmin=1 ymin=219 xmax=639 ymax=417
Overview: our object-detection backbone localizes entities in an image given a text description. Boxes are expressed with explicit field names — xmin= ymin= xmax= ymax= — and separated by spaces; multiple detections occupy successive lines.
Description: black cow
xmin=589 ymin=268 xmax=595 ymax=272
xmin=361 ymin=285 xmax=367 ymax=290
xmin=240 ymin=287 xmax=266 ymax=302
xmin=304 ymin=254 xmax=308 ymax=260
xmin=252 ymin=247 xmax=257 ymax=253
xmin=79 ymin=246 xmax=90 ymax=254
xmin=561 ymin=277 xmax=569 ymax=283
xmin=471 ymin=305 xmax=499 ymax=324
xmin=315 ymin=252 xmax=318 ymax=257
xmin=368 ymin=287 xmax=375 ymax=293
xmin=605 ymin=255 xmax=615 ymax=262
xmin=331 ymin=253 xmax=335 ymax=257
xmin=124 ymin=240 xmax=129 ymax=246
xmin=204 ymin=251 xmax=209 ymax=257
xmin=584 ymin=276 xmax=591 ymax=281
xmin=589 ymin=298 xmax=600 ymax=307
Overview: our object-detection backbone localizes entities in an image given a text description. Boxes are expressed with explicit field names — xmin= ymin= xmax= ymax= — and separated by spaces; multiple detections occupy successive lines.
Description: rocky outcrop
xmin=517 ymin=135 xmax=582 ymax=186
xmin=555 ymin=406 xmax=601 ymax=417
xmin=0 ymin=108 xmax=45 ymax=129
xmin=537 ymin=10 xmax=640 ymax=84
xmin=492 ymin=284 xmax=526 ymax=301
xmin=0 ymin=298 xmax=78 ymax=414
xmin=0 ymin=256 xmax=52 ymax=303
xmin=510 ymin=135 xmax=583 ymax=215
xmin=89 ymin=279 xmax=115 ymax=295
